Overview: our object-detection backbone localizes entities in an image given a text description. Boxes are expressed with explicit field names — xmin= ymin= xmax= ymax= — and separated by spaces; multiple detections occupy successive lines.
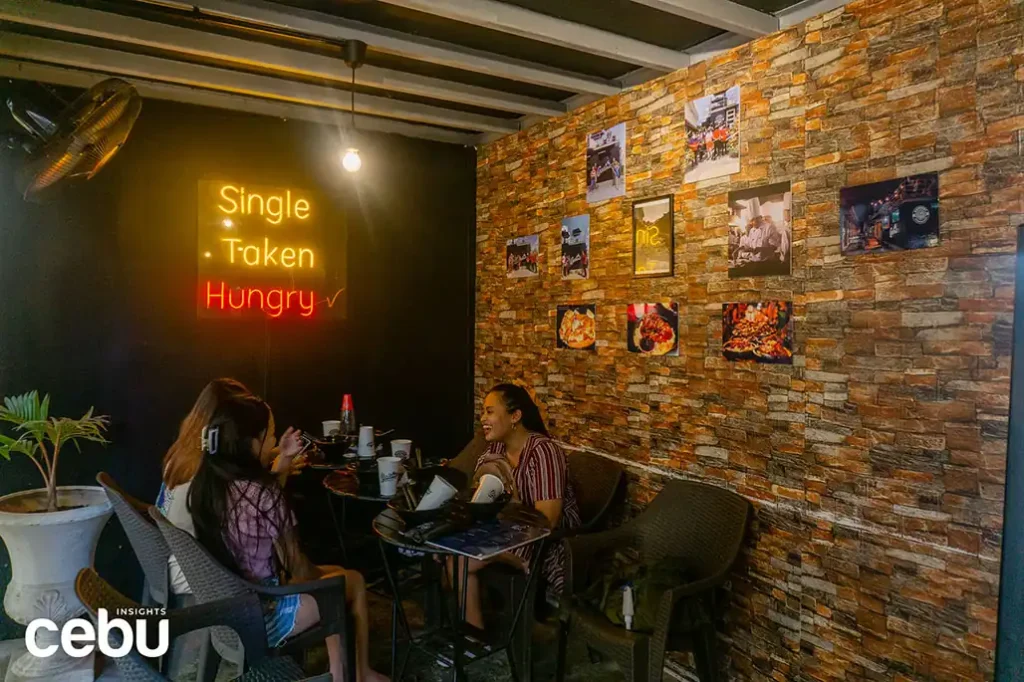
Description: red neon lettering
xmin=202 ymin=281 xmax=321 ymax=319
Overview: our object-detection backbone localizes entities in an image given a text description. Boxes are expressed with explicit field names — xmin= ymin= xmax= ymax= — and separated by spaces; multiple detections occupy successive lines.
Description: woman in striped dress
xmin=461 ymin=383 xmax=581 ymax=630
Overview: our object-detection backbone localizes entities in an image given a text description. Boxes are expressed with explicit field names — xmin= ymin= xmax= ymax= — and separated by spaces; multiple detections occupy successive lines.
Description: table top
xmin=323 ymin=468 xmax=394 ymax=502
xmin=373 ymin=503 xmax=550 ymax=559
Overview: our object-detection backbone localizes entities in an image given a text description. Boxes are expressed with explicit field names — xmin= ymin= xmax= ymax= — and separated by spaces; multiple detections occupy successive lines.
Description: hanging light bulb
xmin=341 ymin=40 xmax=367 ymax=174
xmin=342 ymin=148 xmax=362 ymax=173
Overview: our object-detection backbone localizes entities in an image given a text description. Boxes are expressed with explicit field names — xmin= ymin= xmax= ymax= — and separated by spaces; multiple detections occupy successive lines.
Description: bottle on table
xmin=340 ymin=394 xmax=357 ymax=437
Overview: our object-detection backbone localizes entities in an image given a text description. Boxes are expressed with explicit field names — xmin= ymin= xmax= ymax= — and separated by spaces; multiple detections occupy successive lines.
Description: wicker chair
xmin=96 ymin=472 xmax=173 ymax=608
xmin=482 ymin=450 xmax=625 ymax=682
xmin=149 ymin=507 xmax=355 ymax=682
xmin=75 ymin=568 xmax=328 ymax=681
xmin=556 ymin=480 xmax=751 ymax=682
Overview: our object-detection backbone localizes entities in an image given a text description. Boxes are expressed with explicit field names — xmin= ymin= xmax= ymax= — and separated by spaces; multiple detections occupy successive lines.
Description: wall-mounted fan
xmin=5 ymin=77 xmax=141 ymax=199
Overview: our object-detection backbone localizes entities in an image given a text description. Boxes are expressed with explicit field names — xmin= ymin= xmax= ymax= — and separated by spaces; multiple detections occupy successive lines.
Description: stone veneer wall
xmin=474 ymin=0 xmax=1023 ymax=679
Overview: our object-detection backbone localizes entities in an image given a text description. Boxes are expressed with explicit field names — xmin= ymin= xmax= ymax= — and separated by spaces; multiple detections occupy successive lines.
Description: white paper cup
xmin=322 ymin=420 xmax=342 ymax=438
xmin=377 ymin=457 xmax=403 ymax=498
xmin=390 ymin=439 xmax=413 ymax=459
xmin=471 ymin=473 xmax=505 ymax=503
xmin=358 ymin=425 xmax=375 ymax=458
xmin=416 ymin=475 xmax=457 ymax=511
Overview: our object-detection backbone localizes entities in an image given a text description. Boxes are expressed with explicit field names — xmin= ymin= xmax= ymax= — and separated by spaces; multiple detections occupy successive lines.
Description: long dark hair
xmin=489 ymin=383 xmax=549 ymax=437
xmin=163 ymin=378 xmax=253 ymax=488
xmin=187 ymin=394 xmax=280 ymax=577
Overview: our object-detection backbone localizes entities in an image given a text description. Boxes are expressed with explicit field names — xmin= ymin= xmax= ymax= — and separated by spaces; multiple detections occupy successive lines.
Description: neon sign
xmin=197 ymin=181 xmax=346 ymax=320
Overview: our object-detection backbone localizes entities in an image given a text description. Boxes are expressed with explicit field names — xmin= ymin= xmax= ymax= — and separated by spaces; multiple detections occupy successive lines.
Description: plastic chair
xmin=96 ymin=472 xmax=172 ymax=608
xmin=75 ymin=568 xmax=328 ymax=681
xmin=149 ymin=507 xmax=355 ymax=682
xmin=556 ymin=480 xmax=751 ymax=682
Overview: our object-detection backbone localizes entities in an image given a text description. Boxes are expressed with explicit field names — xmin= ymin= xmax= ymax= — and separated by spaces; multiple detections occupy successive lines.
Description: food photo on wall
xmin=840 ymin=173 xmax=939 ymax=256
xmin=586 ymin=122 xmax=626 ymax=204
xmin=505 ymin=234 xmax=540 ymax=278
xmin=728 ymin=182 xmax=792 ymax=278
xmin=722 ymin=301 xmax=793 ymax=364
xmin=627 ymin=302 xmax=678 ymax=356
xmin=561 ymin=214 xmax=590 ymax=280
xmin=683 ymin=86 xmax=740 ymax=183
xmin=632 ymin=195 xmax=674 ymax=277
xmin=556 ymin=304 xmax=597 ymax=351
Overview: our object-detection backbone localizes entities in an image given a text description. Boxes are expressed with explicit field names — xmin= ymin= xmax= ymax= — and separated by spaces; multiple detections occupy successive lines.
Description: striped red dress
xmin=476 ymin=432 xmax=581 ymax=595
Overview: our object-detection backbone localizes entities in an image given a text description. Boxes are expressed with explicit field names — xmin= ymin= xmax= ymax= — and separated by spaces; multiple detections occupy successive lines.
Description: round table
xmin=373 ymin=503 xmax=550 ymax=682
xmin=323 ymin=467 xmax=395 ymax=503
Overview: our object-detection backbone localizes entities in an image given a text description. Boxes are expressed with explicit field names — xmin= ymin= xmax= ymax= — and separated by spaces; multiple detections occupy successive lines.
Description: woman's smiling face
xmin=480 ymin=391 xmax=518 ymax=442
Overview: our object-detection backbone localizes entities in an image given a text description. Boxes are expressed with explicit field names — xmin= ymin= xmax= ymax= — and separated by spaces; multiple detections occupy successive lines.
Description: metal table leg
xmin=327 ymin=489 xmax=349 ymax=565
xmin=378 ymin=540 xmax=413 ymax=682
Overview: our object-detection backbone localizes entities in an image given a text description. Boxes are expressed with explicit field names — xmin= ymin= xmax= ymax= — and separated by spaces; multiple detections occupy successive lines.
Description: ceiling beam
xmin=626 ymin=0 xmax=778 ymax=38
xmin=0 ymin=59 xmax=478 ymax=145
xmin=374 ymin=0 xmax=689 ymax=71
xmin=0 ymin=0 xmax=564 ymax=118
xmin=0 ymin=33 xmax=520 ymax=134
xmin=128 ymin=0 xmax=621 ymax=97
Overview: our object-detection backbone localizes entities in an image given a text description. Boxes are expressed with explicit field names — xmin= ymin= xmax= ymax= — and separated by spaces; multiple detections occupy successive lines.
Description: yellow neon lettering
xmin=266 ymin=195 xmax=283 ymax=224
xmin=299 ymin=248 xmax=314 ymax=268
xmin=286 ymin=190 xmax=292 ymax=219
xmin=281 ymin=247 xmax=296 ymax=268
xmin=221 ymin=238 xmax=242 ymax=263
xmin=218 ymin=186 xmax=239 ymax=214
xmin=243 ymin=245 xmax=260 ymax=266
xmin=263 ymin=238 xmax=279 ymax=266
xmin=246 ymin=192 xmax=264 ymax=216
xmin=294 ymin=199 xmax=310 ymax=219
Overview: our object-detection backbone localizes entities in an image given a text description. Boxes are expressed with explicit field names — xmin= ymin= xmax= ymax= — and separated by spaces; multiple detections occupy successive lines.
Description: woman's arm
xmin=534 ymin=499 xmax=563 ymax=529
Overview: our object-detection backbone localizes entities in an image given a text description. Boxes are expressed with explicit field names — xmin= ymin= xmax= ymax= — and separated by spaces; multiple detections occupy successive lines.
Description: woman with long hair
xmin=189 ymin=394 xmax=386 ymax=682
xmin=456 ymin=382 xmax=580 ymax=630
xmin=157 ymin=378 xmax=254 ymax=595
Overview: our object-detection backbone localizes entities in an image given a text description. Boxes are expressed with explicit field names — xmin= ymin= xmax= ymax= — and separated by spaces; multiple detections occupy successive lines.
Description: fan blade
xmin=19 ymin=78 xmax=141 ymax=198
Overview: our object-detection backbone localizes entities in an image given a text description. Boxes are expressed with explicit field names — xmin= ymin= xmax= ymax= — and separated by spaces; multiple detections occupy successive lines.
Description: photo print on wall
xmin=561 ymin=214 xmax=590 ymax=280
xmin=557 ymin=304 xmax=597 ymax=351
xmin=684 ymin=86 xmax=740 ymax=183
xmin=586 ymin=123 xmax=626 ymax=204
xmin=728 ymin=182 xmax=792 ymax=278
xmin=506 ymin=234 xmax=540 ymax=278
xmin=627 ymin=302 xmax=679 ymax=356
xmin=840 ymin=173 xmax=939 ymax=256
xmin=632 ymin=195 xmax=674 ymax=277
xmin=722 ymin=301 xmax=793 ymax=364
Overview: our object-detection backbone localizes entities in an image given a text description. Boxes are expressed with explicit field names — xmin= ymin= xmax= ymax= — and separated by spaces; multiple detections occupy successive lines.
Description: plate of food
xmin=722 ymin=301 xmax=793 ymax=364
xmin=557 ymin=304 xmax=597 ymax=350
xmin=627 ymin=303 xmax=678 ymax=356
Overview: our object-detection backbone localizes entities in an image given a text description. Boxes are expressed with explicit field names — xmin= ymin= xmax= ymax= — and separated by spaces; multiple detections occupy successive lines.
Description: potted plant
xmin=0 ymin=391 xmax=113 ymax=682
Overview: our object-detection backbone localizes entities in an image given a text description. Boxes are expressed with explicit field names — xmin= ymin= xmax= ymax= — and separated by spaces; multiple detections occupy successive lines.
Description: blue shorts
xmin=260 ymin=578 xmax=302 ymax=648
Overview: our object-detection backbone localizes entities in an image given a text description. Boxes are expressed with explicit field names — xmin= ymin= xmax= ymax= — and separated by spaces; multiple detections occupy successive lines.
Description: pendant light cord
xmin=350 ymin=66 xmax=356 ymax=130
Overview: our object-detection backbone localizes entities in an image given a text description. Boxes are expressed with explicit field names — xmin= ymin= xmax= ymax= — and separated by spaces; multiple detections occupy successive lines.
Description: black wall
xmin=0 ymin=94 xmax=477 ymax=638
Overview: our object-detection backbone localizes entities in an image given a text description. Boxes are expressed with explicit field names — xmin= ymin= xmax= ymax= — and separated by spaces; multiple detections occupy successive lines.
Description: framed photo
xmin=684 ymin=86 xmax=740 ymax=183
xmin=556 ymin=304 xmax=596 ymax=351
xmin=561 ymin=214 xmax=590 ymax=280
xmin=632 ymin=195 xmax=674 ymax=277
xmin=586 ymin=123 xmax=626 ymax=204
xmin=840 ymin=173 xmax=939 ymax=256
xmin=728 ymin=182 xmax=792 ymax=278
xmin=505 ymin=234 xmax=540 ymax=278
xmin=627 ymin=303 xmax=679 ymax=356
xmin=722 ymin=301 xmax=793 ymax=364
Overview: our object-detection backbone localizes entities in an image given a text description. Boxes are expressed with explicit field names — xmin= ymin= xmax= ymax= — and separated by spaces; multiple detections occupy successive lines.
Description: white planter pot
xmin=0 ymin=486 xmax=113 ymax=682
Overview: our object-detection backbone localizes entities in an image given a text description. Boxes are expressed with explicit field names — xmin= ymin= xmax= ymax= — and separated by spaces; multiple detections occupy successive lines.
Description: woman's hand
xmin=278 ymin=426 xmax=306 ymax=459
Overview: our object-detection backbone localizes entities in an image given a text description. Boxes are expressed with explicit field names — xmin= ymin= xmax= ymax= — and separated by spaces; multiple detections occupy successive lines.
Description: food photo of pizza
xmin=557 ymin=305 xmax=597 ymax=351
xmin=627 ymin=303 xmax=678 ymax=356
xmin=722 ymin=301 xmax=793 ymax=364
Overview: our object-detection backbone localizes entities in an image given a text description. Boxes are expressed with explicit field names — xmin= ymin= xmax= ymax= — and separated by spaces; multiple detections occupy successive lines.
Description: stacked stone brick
xmin=475 ymin=0 xmax=1023 ymax=678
